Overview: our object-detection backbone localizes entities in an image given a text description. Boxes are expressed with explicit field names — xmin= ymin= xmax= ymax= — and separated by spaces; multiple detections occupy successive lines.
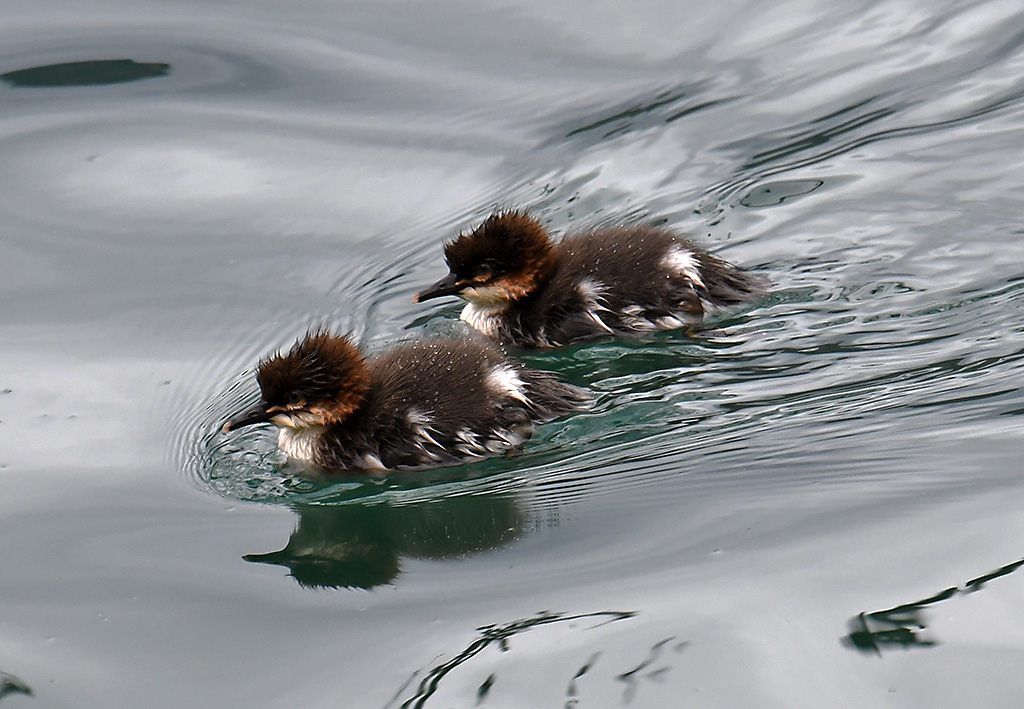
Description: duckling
xmin=415 ymin=211 xmax=766 ymax=348
xmin=223 ymin=330 xmax=588 ymax=472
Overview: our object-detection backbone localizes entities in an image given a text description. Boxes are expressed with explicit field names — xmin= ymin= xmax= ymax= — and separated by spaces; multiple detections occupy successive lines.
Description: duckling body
xmin=416 ymin=212 xmax=766 ymax=348
xmin=223 ymin=332 xmax=588 ymax=472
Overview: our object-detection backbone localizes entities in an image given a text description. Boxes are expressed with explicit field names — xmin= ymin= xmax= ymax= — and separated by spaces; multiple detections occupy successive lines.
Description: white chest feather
xmin=460 ymin=302 xmax=505 ymax=337
xmin=277 ymin=426 xmax=325 ymax=462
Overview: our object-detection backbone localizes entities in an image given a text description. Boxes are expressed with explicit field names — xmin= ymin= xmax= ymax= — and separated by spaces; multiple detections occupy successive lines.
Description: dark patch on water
xmin=843 ymin=555 xmax=1024 ymax=655
xmin=243 ymin=494 xmax=523 ymax=589
xmin=388 ymin=610 xmax=636 ymax=709
xmin=0 ymin=671 xmax=32 ymax=701
xmin=1 ymin=59 xmax=169 ymax=87
xmin=740 ymin=179 xmax=824 ymax=207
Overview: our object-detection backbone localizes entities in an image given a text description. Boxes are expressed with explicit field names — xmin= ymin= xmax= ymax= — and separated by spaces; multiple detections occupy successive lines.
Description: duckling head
xmin=223 ymin=330 xmax=370 ymax=434
xmin=415 ymin=211 xmax=554 ymax=306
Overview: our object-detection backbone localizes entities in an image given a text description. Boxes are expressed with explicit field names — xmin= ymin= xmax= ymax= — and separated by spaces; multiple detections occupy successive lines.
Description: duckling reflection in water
xmin=245 ymin=494 xmax=522 ymax=589
xmin=416 ymin=211 xmax=766 ymax=348
xmin=223 ymin=330 xmax=589 ymax=473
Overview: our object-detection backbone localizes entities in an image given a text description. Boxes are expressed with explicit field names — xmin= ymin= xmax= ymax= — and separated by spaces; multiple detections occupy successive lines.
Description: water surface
xmin=2 ymin=0 xmax=1024 ymax=706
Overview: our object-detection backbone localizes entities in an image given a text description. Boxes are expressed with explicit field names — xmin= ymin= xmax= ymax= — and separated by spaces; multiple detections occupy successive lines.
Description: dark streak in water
xmin=711 ymin=86 xmax=1024 ymax=207
xmin=0 ymin=671 xmax=32 ymax=701
xmin=565 ymin=88 xmax=690 ymax=138
xmin=843 ymin=555 xmax=1024 ymax=655
xmin=615 ymin=636 xmax=677 ymax=705
xmin=665 ymin=97 xmax=733 ymax=123
xmin=388 ymin=610 xmax=636 ymax=709
xmin=740 ymin=180 xmax=824 ymax=207
xmin=565 ymin=651 xmax=601 ymax=705
xmin=550 ymin=83 xmax=735 ymax=150
xmin=744 ymin=104 xmax=899 ymax=171
xmin=1 ymin=59 xmax=170 ymax=87
xmin=475 ymin=673 xmax=495 ymax=705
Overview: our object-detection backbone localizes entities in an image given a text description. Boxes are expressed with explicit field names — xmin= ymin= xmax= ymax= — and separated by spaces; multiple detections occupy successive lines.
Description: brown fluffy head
xmin=257 ymin=330 xmax=370 ymax=424
xmin=223 ymin=330 xmax=370 ymax=433
xmin=414 ymin=211 xmax=554 ymax=304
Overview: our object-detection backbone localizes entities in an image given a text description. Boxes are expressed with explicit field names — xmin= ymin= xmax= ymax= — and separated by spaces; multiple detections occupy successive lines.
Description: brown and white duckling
xmin=415 ymin=211 xmax=766 ymax=348
xmin=222 ymin=330 xmax=588 ymax=472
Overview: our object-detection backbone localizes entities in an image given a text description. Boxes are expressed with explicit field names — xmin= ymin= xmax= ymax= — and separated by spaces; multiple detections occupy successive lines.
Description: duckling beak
xmin=414 ymin=272 xmax=463 ymax=302
xmin=222 ymin=401 xmax=274 ymax=433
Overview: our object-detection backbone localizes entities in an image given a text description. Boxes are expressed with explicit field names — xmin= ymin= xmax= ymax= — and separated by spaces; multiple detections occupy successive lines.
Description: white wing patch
xmin=577 ymin=277 xmax=604 ymax=302
xmin=407 ymin=408 xmax=431 ymax=427
xmin=455 ymin=428 xmax=490 ymax=457
xmin=578 ymin=277 xmax=615 ymax=333
xmin=407 ymin=408 xmax=447 ymax=462
xmin=656 ymin=315 xmax=687 ymax=329
xmin=358 ymin=453 xmax=386 ymax=470
xmin=490 ymin=426 xmax=528 ymax=449
xmin=662 ymin=245 xmax=705 ymax=289
xmin=486 ymin=365 xmax=529 ymax=403
xmin=454 ymin=425 xmax=528 ymax=457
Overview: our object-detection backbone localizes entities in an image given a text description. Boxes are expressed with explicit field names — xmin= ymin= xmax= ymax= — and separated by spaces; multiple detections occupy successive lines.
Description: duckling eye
xmin=477 ymin=260 xmax=497 ymax=277
xmin=286 ymin=391 xmax=303 ymax=407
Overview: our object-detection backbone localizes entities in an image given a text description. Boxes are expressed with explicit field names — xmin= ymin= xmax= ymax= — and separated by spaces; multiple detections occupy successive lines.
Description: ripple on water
xmin=178 ymin=250 xmax=1024 ymax=512
xmin=171 ymin=194 xmax=1024 ymax=532
xmin=132 ymin=0 xmax=1024 ymax=527
xmin=8 ymin=0 xmax=1024 ymax=705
